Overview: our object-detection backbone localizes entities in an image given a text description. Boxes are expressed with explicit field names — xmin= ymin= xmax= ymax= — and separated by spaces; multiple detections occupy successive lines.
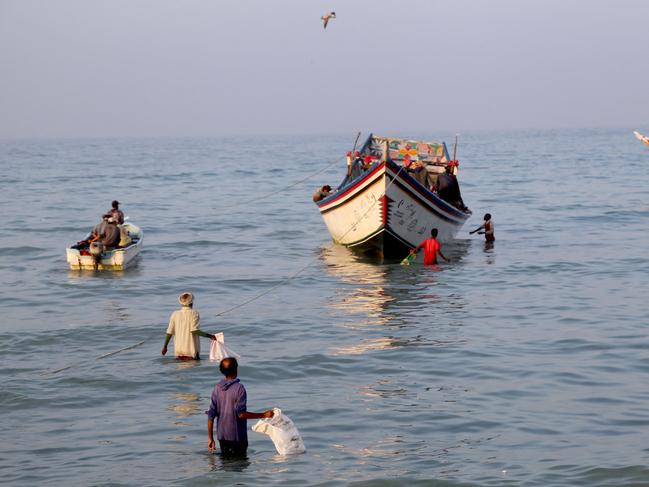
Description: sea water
xmin=1 ymin=129 xmax=648 ymax=486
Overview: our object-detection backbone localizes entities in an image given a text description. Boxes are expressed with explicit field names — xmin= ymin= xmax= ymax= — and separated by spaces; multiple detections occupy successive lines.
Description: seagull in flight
xmin=321 ymin=11 xmax=336 ymax=29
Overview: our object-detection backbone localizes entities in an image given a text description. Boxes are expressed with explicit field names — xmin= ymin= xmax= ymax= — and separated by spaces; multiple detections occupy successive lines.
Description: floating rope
xmin=43 ymin=156 xmax=406 ymax=376
xmin=211 ymin=163 xmax=407 ymax=318
xmin=213 ymin=155 xmax=345 ymax=213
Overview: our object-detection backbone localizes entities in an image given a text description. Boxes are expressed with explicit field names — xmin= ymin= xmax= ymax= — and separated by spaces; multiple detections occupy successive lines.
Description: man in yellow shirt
xmin=161 ymin=293 xmax=218 ymax=360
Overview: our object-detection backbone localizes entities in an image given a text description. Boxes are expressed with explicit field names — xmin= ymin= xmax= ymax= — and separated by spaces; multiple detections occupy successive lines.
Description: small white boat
xmin=66 ymin=222 xmax=143 ymax=270
xmin=633 ymin=130 xmax=649 ymax=147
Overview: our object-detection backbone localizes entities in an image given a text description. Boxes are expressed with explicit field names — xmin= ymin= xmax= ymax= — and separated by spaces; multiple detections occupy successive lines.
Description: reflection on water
xmin=333 ymin=435 xmax=428 ymax=464
xmin=168 ymin=392 xmax=202 ymax=427
xmin=320 ymin=242 xmax=470 ymax=318
xmin=357 ymin=378 xmax=413 ymax=400
xmin=322 ymin=242 xmax=470 ymax=357
xmin=206 ymin=451 xmax=252 ymax=473
xmin=102 ymin=301 xmax=130 ymax=323
xmin=331 ymin=337 xmax=397 ymax=355
xmin=66 ymin=267 xmax=142 ymax=281
xmin=320 ymin=244 xmax=393 ymax=326
xmin=483 ymin=240 xmax=496 ymax=264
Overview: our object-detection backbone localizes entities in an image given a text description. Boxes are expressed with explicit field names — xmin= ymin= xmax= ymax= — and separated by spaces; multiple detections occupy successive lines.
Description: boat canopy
xmin=364 ymin=135 xmax=451 ymax=164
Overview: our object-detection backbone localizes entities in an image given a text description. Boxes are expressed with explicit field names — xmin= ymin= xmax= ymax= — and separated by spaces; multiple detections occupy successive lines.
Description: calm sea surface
xmin=1 ymin=129 xmax=648 ymax=486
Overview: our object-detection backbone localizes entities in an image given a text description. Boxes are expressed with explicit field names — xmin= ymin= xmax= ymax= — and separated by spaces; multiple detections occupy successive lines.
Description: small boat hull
xmin=317 ymin=160 xmax=470 ymax=258
xmin=66 ymin=223 xmax=143 ymax=270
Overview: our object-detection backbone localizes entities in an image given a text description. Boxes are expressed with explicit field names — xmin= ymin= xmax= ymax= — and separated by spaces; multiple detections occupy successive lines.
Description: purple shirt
xmin=207 ymin=378 xmax=248 ymax=442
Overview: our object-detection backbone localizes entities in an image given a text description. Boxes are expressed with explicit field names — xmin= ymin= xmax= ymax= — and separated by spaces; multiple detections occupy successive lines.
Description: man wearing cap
xmin=161 ymin=293 xmax=218 ymax=360
xmin=88 ymin=214 xmax=121 ymax=249
xmin=108 ymin=200 xmax=124 ymax=225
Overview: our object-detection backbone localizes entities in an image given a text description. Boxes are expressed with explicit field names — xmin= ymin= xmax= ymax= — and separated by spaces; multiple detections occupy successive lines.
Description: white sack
xmin=251 ymin=407 xmax=306 ymax=455
xmin=208 ymin=332 xmax=241 ymax=362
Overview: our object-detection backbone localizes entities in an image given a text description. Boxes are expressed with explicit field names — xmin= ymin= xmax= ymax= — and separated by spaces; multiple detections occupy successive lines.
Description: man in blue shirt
xmin=207 ymin=357 xmax=274 ymax=456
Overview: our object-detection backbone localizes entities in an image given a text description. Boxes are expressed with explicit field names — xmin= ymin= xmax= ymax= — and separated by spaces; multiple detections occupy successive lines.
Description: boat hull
xmin=66 ymin=223 xmax=143 ymax=270
xmin=317 ymin=161 xmax=470 ymax=258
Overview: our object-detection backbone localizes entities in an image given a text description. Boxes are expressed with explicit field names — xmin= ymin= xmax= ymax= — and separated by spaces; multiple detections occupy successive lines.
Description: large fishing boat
xmin=314 ymin=134 xmax=471 ymax=258
xmin=66 ymin=222 xmax=143 ymax=270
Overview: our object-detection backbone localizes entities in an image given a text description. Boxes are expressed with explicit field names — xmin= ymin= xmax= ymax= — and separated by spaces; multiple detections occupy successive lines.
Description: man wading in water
xmin=410 ymin=228 xmax=450 ymax=265
xmin=470 ymin=213 xmax=495 ymax=242
xmin=207 ymin=357 xmax=275 ymax=456
xmin=161 ymin=292 xmax=218 ymax=360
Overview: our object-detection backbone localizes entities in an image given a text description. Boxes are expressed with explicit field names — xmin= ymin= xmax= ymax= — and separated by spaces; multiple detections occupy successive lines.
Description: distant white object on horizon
xmin=633 ymin=130 xmax=649 ymax=147
xmin=321 ymin=11 xmax=336 ymax=29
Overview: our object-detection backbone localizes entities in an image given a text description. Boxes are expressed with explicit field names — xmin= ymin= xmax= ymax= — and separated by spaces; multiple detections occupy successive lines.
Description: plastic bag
xmin=251 ymin=408 xmax=305 ymax=455
xmin=208 ymin=332 xmax=241 ymax=362
xmin=400 ymin=253 xmax=415 ymax=266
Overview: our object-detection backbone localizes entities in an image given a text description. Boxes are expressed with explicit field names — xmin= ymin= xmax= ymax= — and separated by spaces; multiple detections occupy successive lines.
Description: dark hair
xmin=219 ymin=357 xmax=238 ymax=377
xmin=430 ymin=228 xmax=438 ymax=237
xmin=112 ymin=200 xmax=119 ymax=209
xmin=484 ymin=213 xmax=491 ymax=220
xmin=323 ymin=185 xmax=332 ymax=191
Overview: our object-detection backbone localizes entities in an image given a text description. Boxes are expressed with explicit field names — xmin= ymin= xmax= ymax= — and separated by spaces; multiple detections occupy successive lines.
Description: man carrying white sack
xmin=207 ymin=357 xmax=275 ymax=457
xmin=161 ymin=292 xmax=218 ymax=360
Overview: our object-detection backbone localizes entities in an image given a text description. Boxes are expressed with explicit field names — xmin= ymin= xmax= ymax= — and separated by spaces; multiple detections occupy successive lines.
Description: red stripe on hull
xmin=317 ymin=162 xmax=385 ymax=210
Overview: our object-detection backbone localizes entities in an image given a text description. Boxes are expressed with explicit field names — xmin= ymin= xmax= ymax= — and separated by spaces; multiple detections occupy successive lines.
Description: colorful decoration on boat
xmin=371 ymin=136 xmax=449 ymax=163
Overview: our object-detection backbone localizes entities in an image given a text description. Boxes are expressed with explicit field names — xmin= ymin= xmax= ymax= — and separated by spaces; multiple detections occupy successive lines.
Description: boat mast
xmin=452 ymin=133 xmax=459 ymax=175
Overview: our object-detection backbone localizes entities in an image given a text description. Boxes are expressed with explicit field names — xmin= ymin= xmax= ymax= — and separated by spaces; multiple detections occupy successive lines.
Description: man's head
xmin=430 ymin=228 xmax=439 ymax=237
xmin=102 ymin=213 xmax=112 ymax=221
xmin=219 ymin=357 xmax=238 ymax=378
xmin=322 ymin=185 xmax=332 ymax=192
xmin=112 ymin=200 xmax=119 ymax=209
xmin=484 ymin=213 xmax=491 ymax=221
xmin=178 ymin=292 xmax=194 ymax=307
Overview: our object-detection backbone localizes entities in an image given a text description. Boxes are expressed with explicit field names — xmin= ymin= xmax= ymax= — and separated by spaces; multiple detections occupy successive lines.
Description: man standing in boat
xmin=410 ymin=228 xmax=450 ymax=265
xmin=162 ymin=293 xmax=218 ymax=360
xmin=107 ymin=200 xmax=124 ymax=225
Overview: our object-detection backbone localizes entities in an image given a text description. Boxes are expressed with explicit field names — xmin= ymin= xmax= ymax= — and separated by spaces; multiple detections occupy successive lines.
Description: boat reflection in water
xmin=320 ymin=241 xmax=470 ymax=357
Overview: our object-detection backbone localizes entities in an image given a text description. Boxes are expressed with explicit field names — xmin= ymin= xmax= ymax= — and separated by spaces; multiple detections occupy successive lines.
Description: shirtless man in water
xmin=470 ymin=213 xmax=495 ymax=242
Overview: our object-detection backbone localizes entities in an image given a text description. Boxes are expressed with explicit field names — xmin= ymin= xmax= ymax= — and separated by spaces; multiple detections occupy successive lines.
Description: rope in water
xmin=43 ymin=160 xmax=406 ymax=376
xmin=213 ymin=155 xmax=345 ymax=213
xmin=211 ymin=162 xmax=406 ymax=318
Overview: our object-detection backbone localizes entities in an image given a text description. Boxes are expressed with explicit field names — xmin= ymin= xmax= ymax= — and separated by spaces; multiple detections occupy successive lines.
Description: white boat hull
xmin=317 ymin=161 xmax=469 ymax=257
xmin=66 ymin=223 xmax=143 ymax=270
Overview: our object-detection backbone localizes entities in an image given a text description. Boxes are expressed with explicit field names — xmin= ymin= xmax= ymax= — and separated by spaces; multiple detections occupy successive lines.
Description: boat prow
xmin=66 ymin=222 xmax=143 ymax=270
xmin=315 ymin=134 xmax=471 ymax=258
xmin=634 ymin=130 xmax=649 ymax=147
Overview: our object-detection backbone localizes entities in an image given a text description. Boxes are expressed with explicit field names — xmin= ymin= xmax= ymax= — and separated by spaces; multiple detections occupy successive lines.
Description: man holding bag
xmin=161 ymin=292 xmax=218 ymax=360
xmin=207 ymin=357 xmax=274 ymax=456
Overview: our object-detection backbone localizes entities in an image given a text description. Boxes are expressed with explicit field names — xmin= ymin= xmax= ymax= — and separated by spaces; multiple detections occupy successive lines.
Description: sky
xmin=1 ymin=0 xmax=648 ymax=138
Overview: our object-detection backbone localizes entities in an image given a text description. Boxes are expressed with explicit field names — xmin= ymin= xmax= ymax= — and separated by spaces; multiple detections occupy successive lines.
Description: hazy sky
xmin=1 ymin=0 xmax=648 ymax=138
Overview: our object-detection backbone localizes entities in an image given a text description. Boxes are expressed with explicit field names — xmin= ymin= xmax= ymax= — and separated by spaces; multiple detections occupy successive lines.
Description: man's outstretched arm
xmin=238 ymin=410 xmax=274 ymax=420
xmin=192 ymin=330 xmax=217 ymax=339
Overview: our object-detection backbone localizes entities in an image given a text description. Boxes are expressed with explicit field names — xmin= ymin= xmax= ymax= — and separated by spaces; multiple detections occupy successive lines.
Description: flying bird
xmin=321 ymin=12 xmax=336 ymax=29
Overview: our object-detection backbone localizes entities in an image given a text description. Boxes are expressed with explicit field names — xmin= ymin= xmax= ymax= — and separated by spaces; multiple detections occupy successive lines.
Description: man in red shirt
xmin=411 ymin=228 xmax=450 ymax=265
